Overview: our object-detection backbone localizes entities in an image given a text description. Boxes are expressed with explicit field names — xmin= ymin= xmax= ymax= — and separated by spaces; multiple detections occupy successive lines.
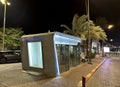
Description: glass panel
xmin=27 ymin=42 xmax=43 ymax=68
xmin=56 ymin=43 xmax=81 ymax=73
xmin=76 ymin=45 xmax=81 ymax=65
xmin=69 ymin=45 xmax=81 ymax=67
xmin=69 ymin=45 xmax=74 ymax=68
xmin=56 ymin=44 xmax=69 ymax=73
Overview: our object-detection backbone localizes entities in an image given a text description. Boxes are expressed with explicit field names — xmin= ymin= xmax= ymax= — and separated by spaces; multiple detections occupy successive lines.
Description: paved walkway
xmin=0 ymin=57 xmax=105 ymax=87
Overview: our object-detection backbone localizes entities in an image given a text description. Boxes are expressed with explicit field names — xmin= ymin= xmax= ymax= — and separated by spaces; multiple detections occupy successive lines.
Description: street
xmin=86 ymin=57 xmax=120 ymax=87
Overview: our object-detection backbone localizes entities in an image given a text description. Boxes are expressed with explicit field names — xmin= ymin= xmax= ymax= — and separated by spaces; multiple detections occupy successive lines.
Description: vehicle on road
xmin=0 ymin=50 xmax=21 ymax=63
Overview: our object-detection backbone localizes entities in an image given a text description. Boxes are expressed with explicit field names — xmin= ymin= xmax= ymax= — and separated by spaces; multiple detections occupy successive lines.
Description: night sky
xmin=0 ymin=0 xmax=120 ymax=45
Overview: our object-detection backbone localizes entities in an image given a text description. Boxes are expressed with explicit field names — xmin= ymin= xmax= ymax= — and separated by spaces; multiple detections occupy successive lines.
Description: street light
xmin=108 ymin=24 xmax=114 ymax=29
xmin=86 ymin=0 xmax=92 ymax=64
xmin=0 ymin=0 xmax=10 ymax=51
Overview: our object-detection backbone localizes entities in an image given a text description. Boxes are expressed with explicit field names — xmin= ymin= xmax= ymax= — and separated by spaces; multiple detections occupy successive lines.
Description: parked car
xmin=0 ymin=50 xmax=21 ymax=63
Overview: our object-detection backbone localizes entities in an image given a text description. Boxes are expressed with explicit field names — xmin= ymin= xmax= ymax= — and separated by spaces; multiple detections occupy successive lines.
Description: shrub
xmin=86 ymin=51 xmax=96 ymax=59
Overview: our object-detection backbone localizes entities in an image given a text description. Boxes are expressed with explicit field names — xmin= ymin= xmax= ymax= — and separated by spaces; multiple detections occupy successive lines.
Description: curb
xmin=77 ymin=58 xmax=106 ymax=87
xmin=85 ymin=58 xmax=106 ymax=81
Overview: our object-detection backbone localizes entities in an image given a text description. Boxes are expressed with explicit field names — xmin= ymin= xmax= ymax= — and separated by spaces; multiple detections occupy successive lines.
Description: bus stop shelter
xmin=21 ymin=31 xmax=83 ymax=77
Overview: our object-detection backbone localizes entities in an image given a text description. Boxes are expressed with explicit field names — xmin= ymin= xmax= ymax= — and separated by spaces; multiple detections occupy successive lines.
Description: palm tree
xmin=60 ymin=13 xmax=107 ymax=57
xmin=92 ymin=26 xmax=107 ymax=41
xmin=60 ymin=14 xmax=89 ymax=39
xmin=88 ymin=25 xmax=107 ymax=53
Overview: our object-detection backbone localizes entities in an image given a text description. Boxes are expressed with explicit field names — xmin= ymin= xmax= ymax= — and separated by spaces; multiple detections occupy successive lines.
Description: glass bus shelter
xmin=21 ymin=32 xmax=83 ymax=77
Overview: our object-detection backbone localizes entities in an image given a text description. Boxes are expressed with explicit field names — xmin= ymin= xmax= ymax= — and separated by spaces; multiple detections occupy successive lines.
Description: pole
xmin=87 ymin=0 xmax=92 ymax=64
xmin=87 ymin=0 xmax=90 ymax=51
xmin=2 ymin=3 xmax=6 ymax=51
xmin=82 ymin=76 xmax=86 ymax=87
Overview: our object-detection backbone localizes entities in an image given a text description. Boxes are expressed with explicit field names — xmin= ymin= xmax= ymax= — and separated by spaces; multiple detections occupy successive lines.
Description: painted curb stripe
xmin=77 ymin=58 xmax=106 ymax=87
xmin=85 ymin=58 xmax=106 ymax=81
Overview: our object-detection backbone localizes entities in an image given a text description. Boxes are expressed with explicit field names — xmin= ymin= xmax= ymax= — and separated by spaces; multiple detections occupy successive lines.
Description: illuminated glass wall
xmin=27 ymin=42 xmax=43 ymax=68
xmin=69 ymin=45 xmax=80 ymax=67
xmin=56 ymin=44 xmax=81 ymax=73
xmin=56 ymin=44 xmax=69 ymax=73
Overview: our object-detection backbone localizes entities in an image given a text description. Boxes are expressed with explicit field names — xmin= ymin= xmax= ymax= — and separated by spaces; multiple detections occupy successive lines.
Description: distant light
xmin=108 ymin=24 xmax=114 ymax=29
xmin=7 ymin=2 xmax=10 ymax=5
xmin=110 ymin=39 xmax=113 ymax=41
xmin=103 ymin=47 xmax=110 ymax=52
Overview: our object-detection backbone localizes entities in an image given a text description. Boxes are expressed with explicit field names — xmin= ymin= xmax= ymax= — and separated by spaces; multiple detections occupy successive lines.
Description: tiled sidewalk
xmin=0 ymin=58 xmax=105 ymax=87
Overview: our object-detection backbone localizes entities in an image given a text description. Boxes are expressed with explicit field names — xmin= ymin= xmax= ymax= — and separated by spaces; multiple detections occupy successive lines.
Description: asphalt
xmin=0 ymin=57 xmax=106 ymax=87
xmin=85 ymin=57 xmax=120 ymax=87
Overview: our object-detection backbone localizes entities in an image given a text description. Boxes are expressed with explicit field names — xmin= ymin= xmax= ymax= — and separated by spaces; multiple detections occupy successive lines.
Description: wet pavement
xmin=86 ymin=57 xmax=120 ymax=87
xmin=0 ymin=57 xmax=105 ymax=87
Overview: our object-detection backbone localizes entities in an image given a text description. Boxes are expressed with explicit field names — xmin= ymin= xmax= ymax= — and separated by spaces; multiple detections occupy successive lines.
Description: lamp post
xmin=86 ymin=0 xmax=92 ymax=64
xmin=87 ymin=0 xmax=90 ymax=52
xmin=0 ymin=0 xmax=10 ymax=51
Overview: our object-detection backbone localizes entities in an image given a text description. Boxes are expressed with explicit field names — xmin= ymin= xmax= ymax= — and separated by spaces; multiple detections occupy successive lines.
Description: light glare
xmin=108 ymin=24 xmax=114 ymax=29
xmin=1 ymin=0 xmax=5 ymax=4
xmin=0 ymin=0 xmax=10 ymax=5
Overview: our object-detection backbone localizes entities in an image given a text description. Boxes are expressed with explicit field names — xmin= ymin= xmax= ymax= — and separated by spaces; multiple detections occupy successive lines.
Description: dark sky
xmin=0 ymin=0 xmax=120 ymax=45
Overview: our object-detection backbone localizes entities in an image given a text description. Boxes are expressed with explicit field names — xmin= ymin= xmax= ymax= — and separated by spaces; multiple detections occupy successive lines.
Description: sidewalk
xmin=0 ymin=57 xmax=105 ymax=87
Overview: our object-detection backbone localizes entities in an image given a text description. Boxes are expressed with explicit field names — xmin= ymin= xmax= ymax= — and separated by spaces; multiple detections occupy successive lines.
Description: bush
xmin=86 ymin=51 xmax=96 ymax=59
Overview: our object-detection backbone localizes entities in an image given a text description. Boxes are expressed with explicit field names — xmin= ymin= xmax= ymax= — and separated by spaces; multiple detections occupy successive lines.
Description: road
xmin=86 ymin=57 xmax=120 ymax=87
